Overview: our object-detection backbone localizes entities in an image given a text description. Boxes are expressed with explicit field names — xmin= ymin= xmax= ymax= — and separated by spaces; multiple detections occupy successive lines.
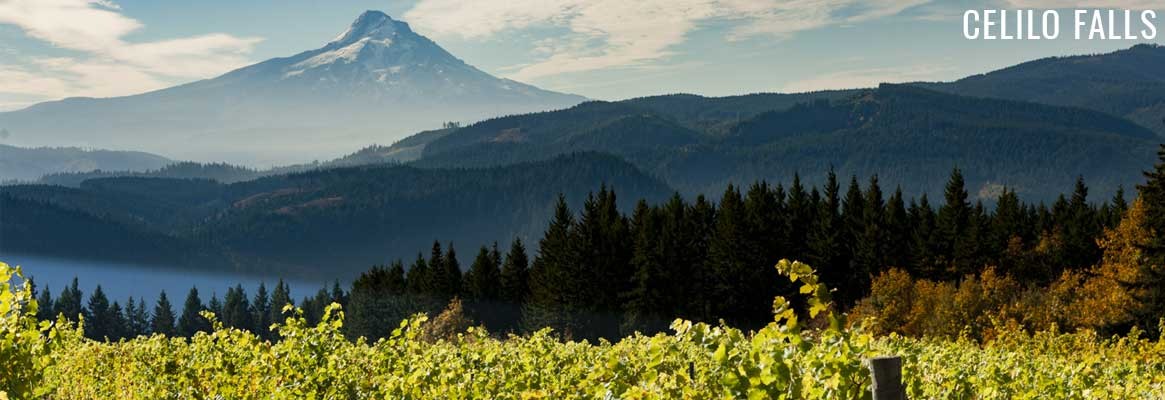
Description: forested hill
xmin=916 ymin=44 xmax=1165 ymax=136
xmin=0 ymin=153 xmax=672 ymax=276
xmin=0 ymin=144 xmax=173 ymax=182
xmin=409 ymin=84 xmax=1156 ymax=202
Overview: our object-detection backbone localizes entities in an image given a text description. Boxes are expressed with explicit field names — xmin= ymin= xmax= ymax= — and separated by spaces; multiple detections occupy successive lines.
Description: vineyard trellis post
xmin=868 ymin=356 xmax=905 ymax=400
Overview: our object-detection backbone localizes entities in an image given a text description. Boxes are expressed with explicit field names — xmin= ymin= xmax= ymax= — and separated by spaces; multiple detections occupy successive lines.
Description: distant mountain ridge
xmin=917 ymin=44 xmax=1165 ymax=136
xmin=404 ymin=84 xmax=1157 ymax=202
xmin=0 ymin=11 xmax=585 ymax=165
xmin=1 ymin=153 xmax=671 ymax=275
xmin=0 ymin=145 xmax=172 ymax=183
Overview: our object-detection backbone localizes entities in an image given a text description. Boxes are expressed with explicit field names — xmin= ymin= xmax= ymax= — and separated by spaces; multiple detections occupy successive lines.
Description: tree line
xmin=30 ymin=166 xmax=1141 ymax=342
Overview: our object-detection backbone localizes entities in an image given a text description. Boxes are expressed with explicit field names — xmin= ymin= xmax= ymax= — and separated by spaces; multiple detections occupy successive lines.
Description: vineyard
xmin=2 ymin=260 xmax=1164 ymax=399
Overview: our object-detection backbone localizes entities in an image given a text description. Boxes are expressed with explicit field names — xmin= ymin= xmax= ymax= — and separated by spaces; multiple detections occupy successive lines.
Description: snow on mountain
xmin=0 ymin=11 xmax=585 ymax=165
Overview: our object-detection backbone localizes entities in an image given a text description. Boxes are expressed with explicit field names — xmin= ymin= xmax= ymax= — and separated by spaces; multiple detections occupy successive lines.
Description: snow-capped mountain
xmin=0 ymin=11 xmax=585 ymax=165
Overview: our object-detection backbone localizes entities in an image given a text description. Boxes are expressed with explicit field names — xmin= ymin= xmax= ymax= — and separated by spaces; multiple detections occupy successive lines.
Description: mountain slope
xmin=410 ymin=85 xmax=1157 ymax=201
xmin=0 ymin=11 xmax=584 ymax=165
xmin=0 ymin=145 xmax=173 ymax=183
xmin=917 ymin=44 xmax=1165 ymax=135
xmin=1 ymin=153 xmax=672 ymax=276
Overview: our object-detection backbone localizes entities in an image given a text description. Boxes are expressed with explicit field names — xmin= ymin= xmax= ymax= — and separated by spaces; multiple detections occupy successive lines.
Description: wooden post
xmin=868 ymin=356 xmax=905 ymax=400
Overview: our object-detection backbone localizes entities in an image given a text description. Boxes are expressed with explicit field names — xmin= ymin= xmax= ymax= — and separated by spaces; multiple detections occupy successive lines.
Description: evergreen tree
xmin=1133 ymin=144 xmax=1165 ymax=334
xmin=954 ymin=201 xmax=988 ymax=277
xmin=909 ymin=195 xmax=941 ymax=278
xmin=884 ymin=187 xmax=910 ymax=269
xmin=330 ymin=280 xmax=347 ymax=308
xmin=35 ymin=284 xmax=54 ymax=321
xmin=688 ymin=194 xmax=717 ymax=322
xmin=659 ymin=193 xmax=700 ymax=320
xmin=253 ymin=283 xmax=271 ymax=338
xmin=499 ymin=237 xmax=530 ymax=332
xmin=302 ymin=287 xmax=332 ymax=326
xmin=465 ymin=246 xmax=501 ymax=301
xmin=270 ymin=280 xmax=292 ymax=326
xmin=429 ymin=241 xmax=445 ymax=295
xmin=439 ymin=244 xmax=462 ymax=300
xmin=524 ymin=194 xmax=580 ymax=335
xmin=937 ymin=168 xmax=970 ymax=279
xmin=207 ymin=293 xmax=223 ymax=322
xmin=387 ymin=261 xmax=407 ymax=294
xmin=222 ymin=286 xmax=252 ymax=333
xmin=151 ymin=291 xmax=176 ymax=336
xmin=1062 ymin=176 xmax=1100 ymax=269
xmin=809 ymin=170 xmax=844 ymax=291
xmin=785 ymin=174 xmax=813 ymax=261
xmin=406 ymin=253 xmax=431 ymax=295
xmin=54 ymin=278 xmax=83 ymax=322
xmin=108 ymin=301 xmax=127 ymax=341
xmin=850 ymin=175 xmax=885 ymax=303
xmin=125 ymin=297 xmax=150 ymax=337
xmin=463 ymin=246 xmax=503 ymax=329
xmin=348 ymin=265 xmax=414 ymax=340
xmin=572 ymin=187 xmax=632 ymax=339
xmin=177 ymin=287 xmax=208 ymax=337
xmin=624 ymin=200 xmax=668 ymax=334
xmin=85 ymin=286 xmax=112 ymax=340
xmin=706 ymin=185 xmax=763 ymax=328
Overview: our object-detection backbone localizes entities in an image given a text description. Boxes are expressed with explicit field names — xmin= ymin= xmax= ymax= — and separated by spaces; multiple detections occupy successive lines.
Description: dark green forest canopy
xmin=1 ymin=153 xmax=672 ymax=277
xmin=415 ymin=84 xmax=1156 ymax=202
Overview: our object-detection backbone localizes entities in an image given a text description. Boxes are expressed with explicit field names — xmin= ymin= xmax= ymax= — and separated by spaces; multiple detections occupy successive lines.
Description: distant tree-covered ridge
xmin=1 ymin=153 xmax=672 ymax=275
xmin=410 ymin=84 xmax=1156 ymax=202
xmin=918 ymin=43 xmax=1165 ymax=136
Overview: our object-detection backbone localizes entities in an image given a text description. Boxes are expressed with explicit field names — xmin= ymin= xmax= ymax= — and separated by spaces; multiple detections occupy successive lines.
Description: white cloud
xmin=0 ymin=0 xmax=261 ymax=109
xmin=781 ymin=63 xmax=955 ymax=93
xmin=1003 ymin=0 xmax=1163 ymax=9
xmin=404 ymin=0 xmax=929 ymax=82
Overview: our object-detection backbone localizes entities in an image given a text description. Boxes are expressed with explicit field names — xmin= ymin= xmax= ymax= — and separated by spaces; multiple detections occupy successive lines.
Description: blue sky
xmin=0 ymin=0 xmax=1162 ymax=111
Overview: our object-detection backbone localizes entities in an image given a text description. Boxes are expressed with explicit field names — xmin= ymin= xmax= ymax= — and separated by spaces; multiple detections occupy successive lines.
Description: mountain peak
xmin=330 ymin=10 xmax=411 ymax=46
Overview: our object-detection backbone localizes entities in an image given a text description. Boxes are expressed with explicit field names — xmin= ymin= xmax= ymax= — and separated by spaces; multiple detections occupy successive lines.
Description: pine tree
xmin=499 ymin=238 xmax=530 ymax=332
xmin=524 ymin=194 xmax=580 ymax=335
xmin=126 ymin=297 xmax=150 ymax=337
xmin=465 ymin=246 xmax=501 ymax=301
xmin=624 ymin=200 xmax=668 ymax=334
xmin=54 ymin=278 xmax=83 ymax=322
xmin=809 ymin=170 xmax=844 ymax=291
xmin=1110 ymin=186 xmax=1129 ymax=226
xmin=429 ymin=241 xmax=445 ymax=295
xmin=849 ymin=175 xmax=885 ymax=303
xmin=707 ymin=184 xmax=763 ymax=328
xmin=108 ymin=301 xmax=127 ymax=341
xmin=348 ymin=265 xmax=412 ymax=340
xmin=1133 ymin=144 xmax=1165 ymax=334
xmin=884 ymin=187 xmax=910 ymax=269
xmin=302 ymin=287 xmax=331 ymax=325
xmin=936 ymin=168 xmax=970 ymax=279
xmin=270 ymin=280 xmax=292 ymax=326
xmin=85 ymin=286 xmax=112 ymax=340
xmin=406 ymin=253 xmax=431 ymax=295
xmin=177 ymin=287 xmax=208 ymax=337
xmin=253 ymin=283 xmax=271 ymax=338
xmin=909 ymin=195 xmax=941 ymax=278
xmin=659 ymin=193 xmax=700 ymax=320
xmin=1062 ymin=176 xmax=1101 ymax=269
xmin=330 ymin=280 xmax=347 ymax=308
xmin=151 ymin=291 xmax=176 ymax=336
xmin=35 ymin=284 xmax=54 ymax=321
xmin=207 ymin=293 xmax=223 ymax=319
xmin=439 ymin=244 xmax=463 ymax=300
xmin=688 ymin=194 xmax=717 ymax=322
xmin=571 ymin=187 xmax=632 ymax=339
xmin=785 ymin=174 xmax=813 ymax=260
